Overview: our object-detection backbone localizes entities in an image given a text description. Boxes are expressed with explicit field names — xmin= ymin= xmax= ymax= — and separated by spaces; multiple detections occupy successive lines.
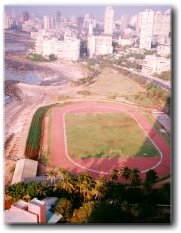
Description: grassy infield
xmin=65 ymin=113 xmax=159 ymax=159
xmin=25 ymin=68 xmax=169 ymax=162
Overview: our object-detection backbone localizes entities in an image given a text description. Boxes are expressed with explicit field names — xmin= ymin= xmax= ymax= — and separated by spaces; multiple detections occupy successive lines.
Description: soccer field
xmin=65 ymin=112 xmax=160 ymax=159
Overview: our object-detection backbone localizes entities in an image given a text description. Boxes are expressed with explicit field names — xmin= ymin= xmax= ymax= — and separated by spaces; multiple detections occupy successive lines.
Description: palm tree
xmin=76 ymin=173 xmax=95 ymax=202
xmin=92 ymin=175 xmax=106 ymax=201
xmin=130 ymin=168 xmax=142 ymax=187
xmin=144 ymin=169 xmax=159 ymax=193
xmin=145 ymin=169 xmax=158 ymax=185
xmin=121 ymin=166 xmax=131 ymax=181
xmin=47 ymin=170 xmax=58 ymax=185
xmin=130 ymin=203 xmax=143 ymax=218
xmin=54 ymin=168 xmax=75 ymax=195
xmin=110 ymin=168 xmax=119 ymax=182
xmin=38 ymin=181 xmax=51 ymax=198
xmin=120 ymin=201 xmax=130 ymax=213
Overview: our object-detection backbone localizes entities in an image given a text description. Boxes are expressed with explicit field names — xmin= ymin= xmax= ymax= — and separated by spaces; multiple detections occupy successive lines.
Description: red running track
xmin=50 ymin=102 xmax=170 ymax=179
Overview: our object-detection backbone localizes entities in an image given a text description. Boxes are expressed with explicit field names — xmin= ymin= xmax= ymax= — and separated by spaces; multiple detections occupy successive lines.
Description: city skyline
xmin=4 ymin=3 xmax=171 ymax=224
xmin=5 ymin=5 xmax=171 ymax=20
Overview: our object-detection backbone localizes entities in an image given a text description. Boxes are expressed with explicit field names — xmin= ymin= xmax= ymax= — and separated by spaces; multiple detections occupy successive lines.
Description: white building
xmin=104 ymin=6 xmax=114 ymax=35
xmin=153 ymin=9 xmax=171 ymax=38
xmin=88 ymin=35 xmax=113 ymax=57
xmin=35 ymin=35 xmax=80 ymax=61
xmin=118 ymin=37 xmax=134 ymax=46
xmin=57 ymin=36 xmax=80 ymax=61
xmin=4 ymin=12 xmax=11 ymax=29
xmin=142 ymin=55 xmax=170 ymax=74
xmin=139 ymin=9 xmax=171 ymax=50
xmin=88 ymin=23 xmax=93 ymax=36
xmin=44 ymin=15 xmax=52 ymax=30
xmin=5 ymin=198 xmax=62 ymax=224
xmin=12 ymin=159 xmax=38 ymax=184
xmin=129 ymin=14 xmax=138 ymax=28
xmin=139 ymin=9 xmax=155 ymax=50
xmin=154 ymin=9 xmax=171 ymax=45
xmin=120 ymin=14 xmax=130 ymax=32
xmin=84 ymin=13 xmax=91 ymax=29
xmin=42 ymin=37 xmax=58 ymax=56
xmin=157 ymin=44 xmax=171 ymax=57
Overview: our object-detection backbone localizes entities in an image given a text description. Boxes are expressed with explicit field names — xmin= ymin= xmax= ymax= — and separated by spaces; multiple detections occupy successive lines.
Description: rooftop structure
xmin=157 ymin=44 xmax=171 ymax=57
xmin=4 ymin=198 xmax=62 ymax=224
xmin=142 ymin=55 xmax=170 ymax=74
xmin=11 ymin=159 xmax=38 ymax=184
xmin=118 ymin=37 xmax=134 ymax=46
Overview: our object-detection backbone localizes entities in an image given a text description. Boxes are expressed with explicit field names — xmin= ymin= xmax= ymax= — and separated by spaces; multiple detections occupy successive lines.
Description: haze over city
xmin=5 ymin=5 xmax=170 ymax=20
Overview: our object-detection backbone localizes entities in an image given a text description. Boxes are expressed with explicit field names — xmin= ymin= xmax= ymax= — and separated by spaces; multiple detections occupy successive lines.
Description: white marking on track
xmin=57 ymin=103 xmax=164 ymax=174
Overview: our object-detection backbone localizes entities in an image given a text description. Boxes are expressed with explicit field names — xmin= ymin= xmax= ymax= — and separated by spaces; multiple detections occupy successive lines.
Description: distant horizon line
xmin=5 ymin=5 xmax=171 ymax=20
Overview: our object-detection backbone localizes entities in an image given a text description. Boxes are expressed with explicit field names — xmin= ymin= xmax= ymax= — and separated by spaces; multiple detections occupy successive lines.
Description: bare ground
xmin=4 ymin=70 xmax=85 ymax=185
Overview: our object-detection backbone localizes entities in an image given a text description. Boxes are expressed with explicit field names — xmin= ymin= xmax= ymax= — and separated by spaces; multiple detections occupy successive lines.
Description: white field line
xmin=61 ymin=104 xmax=164 ymax=174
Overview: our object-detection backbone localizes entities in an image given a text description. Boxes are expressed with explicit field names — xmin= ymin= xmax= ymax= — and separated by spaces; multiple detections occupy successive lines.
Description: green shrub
xmin=55 ymin=198 xmax=73 ymax=222
xmin=70 ymin=201 xmax=95 ymax=223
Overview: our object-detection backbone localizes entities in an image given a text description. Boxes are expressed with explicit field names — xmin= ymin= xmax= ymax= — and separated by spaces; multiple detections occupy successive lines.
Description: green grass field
xmin=25 ymin=103 xmax=58 ymax=160
xmin=86 ymin=68 xmax=153 ymax=107
xmin=65 ymin=112 xmax=159 ymax=159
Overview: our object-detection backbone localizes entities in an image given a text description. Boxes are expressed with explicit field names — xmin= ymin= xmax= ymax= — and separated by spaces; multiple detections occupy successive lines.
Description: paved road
xmin=113 ymin=65 xmax=171 ymax=90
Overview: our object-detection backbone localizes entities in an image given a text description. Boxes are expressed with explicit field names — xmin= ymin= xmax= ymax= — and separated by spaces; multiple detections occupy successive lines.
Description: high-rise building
xmin=129 ymin=14 xmax=138 ymax=28
xmin=56 ymin=11 xmax=61 ymax=22
xmin=88 ymin=35 xmax=113 ymax=57
xmin=22 ymin=11 xmax=29 ymax=22
xmin=139 ymin=9 xmax=154 ymax=50
xmin=4 ymin=11 xmax=11 ymax=29
xmin=153 ymin=9 xmax=171 ymax=44
xmin=84 ymin=13 xmax=91 ymax=30
xmin=139 ymin=9 xmax=171 ymax=49
xmin=104 ymin=6 xmax=114 ymax=35
xmin=77 ymin=17 xmax=84 ymax=33
xmin=57 ymin=36 xmax=80 ymax=61
xmin=43 ymin=15 xmax=51 ymax=30
xmin=120 ymin=14 xmax=130 ymax=32
xmin=56 ymin=11 xmax=61 ymax=31
xmin=51 ymin=17 xmax=56 ymax=30
xmin=35 ymin=36 xmax=80 ymax=61
xmin=88 ymin=23 xmax=93 ymax=36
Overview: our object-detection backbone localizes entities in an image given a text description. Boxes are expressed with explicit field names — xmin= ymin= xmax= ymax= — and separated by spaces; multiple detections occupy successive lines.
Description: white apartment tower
xmin=4 ymin=12 xmax=11 ymax=29
xmin=104 ymin=6 xmax=114 ymax=35
xmin=120 ymin=14 xmax=130 ymax=31
xmin=43 ymin=15 xmax=51 ymax=30
xmin=35 ymin=36 xmax=80 ymax=61
xmin=139 ymin=9 xmax=155 ymax=50
xmin=153 ymin=9 xmax=171 ymax=44
xmin=88 ymin=35 xmax=113 ymax=57
xmin=88 ymin=23 xmax=93 ymax=36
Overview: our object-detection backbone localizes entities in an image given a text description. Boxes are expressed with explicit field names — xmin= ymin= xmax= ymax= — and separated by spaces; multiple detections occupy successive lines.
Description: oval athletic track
xmin=50 ymin=101 xmax=170 ymax=179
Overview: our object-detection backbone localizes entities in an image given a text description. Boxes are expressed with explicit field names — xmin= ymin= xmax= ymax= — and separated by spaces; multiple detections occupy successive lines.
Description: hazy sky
xmin=5 ymin=5 xmax=171 ymax=20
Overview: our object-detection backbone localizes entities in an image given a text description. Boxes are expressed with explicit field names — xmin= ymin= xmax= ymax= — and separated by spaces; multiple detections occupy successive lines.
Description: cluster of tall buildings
xmin=87 ymin=6 xmax=114 ymax=57
xmin=43 ymin=12 xmax=62 ymax=31
xmin=139 ymin=9 xmax=171 ymax=50
xmin=4 ymin=6 xmax=171 ymax=64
